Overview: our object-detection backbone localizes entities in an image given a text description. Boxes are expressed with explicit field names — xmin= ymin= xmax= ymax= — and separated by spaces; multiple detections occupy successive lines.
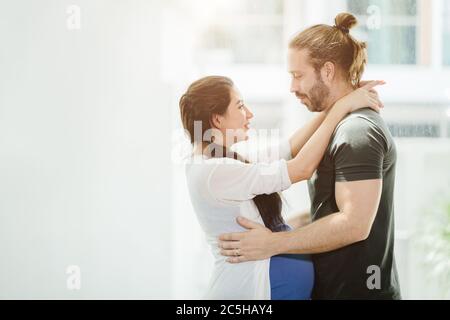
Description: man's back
xmin=307 ymin=108 xmax=401 ymax=299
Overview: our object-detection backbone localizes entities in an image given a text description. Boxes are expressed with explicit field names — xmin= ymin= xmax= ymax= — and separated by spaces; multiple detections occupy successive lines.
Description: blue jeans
xmin=270 ymin=253 xmax=314 ymax=300
xmin=269 ymin=224 xmax=314 ymax=300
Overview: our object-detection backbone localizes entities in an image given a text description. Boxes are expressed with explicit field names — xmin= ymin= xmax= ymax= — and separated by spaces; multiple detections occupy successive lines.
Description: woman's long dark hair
xmin=179 ymin=76 xmax=286 ymax=232
xmin=209 ymin=143 xmax=285 ymax=232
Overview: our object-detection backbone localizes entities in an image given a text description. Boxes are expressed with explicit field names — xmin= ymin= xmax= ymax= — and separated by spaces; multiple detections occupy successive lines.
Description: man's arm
xmin=286 ymin=210 xmax=311 ymax=229
xmin=279 ymin=178 xmax=382 ymax=254
xmin=219 ymin=179 xmax=382 ymax=262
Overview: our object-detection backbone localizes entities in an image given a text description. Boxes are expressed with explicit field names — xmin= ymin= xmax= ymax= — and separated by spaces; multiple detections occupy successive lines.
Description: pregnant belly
xmin=269 ymin=254 xmax=314 ymax=300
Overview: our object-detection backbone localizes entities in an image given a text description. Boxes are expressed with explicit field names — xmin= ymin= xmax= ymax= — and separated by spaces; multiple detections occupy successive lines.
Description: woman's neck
xmin=193 ymin=141 xmax=227 ymax=157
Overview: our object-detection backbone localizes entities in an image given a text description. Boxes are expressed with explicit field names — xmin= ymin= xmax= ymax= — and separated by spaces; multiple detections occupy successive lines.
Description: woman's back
xmin=184 ymin=142 xmax=314 ymax=299
xmin=185 ymin=155 xmax=274 ymax=299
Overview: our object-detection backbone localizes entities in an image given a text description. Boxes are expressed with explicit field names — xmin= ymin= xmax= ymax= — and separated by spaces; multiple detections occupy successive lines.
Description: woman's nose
xmin=245 ymin=107 xmax=254 ymax=119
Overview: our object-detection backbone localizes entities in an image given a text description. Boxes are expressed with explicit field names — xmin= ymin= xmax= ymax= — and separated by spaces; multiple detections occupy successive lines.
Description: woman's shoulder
xmin=185 ymin=156 xmax=247 ymax=207
xmin=186 ymin=155 xmax=243 ymax=170
xmin=185 ymin=156 xmax=244 ymax=182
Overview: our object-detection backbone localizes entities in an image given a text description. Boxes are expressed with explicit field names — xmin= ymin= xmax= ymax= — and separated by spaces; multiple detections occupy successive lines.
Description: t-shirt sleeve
xmin=206 ymin=158 xmax=292 ymax=203
xmin=330 ymin=117 xmax=387 ymax=182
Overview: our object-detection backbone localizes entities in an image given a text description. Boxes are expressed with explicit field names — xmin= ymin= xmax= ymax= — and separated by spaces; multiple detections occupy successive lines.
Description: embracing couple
xmin=179 ymin=13 xmax=401 ymax=300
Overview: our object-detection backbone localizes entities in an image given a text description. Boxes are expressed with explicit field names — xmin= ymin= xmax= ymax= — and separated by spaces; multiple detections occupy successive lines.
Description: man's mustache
xmin=295 ymin=92 xmax=308 ymax=99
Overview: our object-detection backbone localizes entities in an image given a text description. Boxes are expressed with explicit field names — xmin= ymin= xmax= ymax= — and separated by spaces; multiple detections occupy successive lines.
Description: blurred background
xmin=0 ymin=0 xmax=449 ymax=299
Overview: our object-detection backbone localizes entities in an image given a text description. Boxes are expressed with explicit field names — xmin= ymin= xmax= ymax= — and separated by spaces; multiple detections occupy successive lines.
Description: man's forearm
xmin=286 ymin=211 xmax=311 ymax=229
xmin=272 ymin=211 xmax=364 ymax=255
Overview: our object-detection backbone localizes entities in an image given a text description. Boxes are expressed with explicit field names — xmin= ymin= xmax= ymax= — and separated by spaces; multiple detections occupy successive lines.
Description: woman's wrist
xmin=327 ymin=100 xmax=350 ymax=121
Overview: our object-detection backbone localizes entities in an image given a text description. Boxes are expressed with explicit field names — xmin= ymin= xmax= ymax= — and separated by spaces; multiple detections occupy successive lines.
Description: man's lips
xmin=296 ymin=95 xmax=310 ymax=106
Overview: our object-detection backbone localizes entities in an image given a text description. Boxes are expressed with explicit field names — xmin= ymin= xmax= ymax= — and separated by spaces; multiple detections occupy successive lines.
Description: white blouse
xmin=185 ymin=141 xmax=293 ymax=299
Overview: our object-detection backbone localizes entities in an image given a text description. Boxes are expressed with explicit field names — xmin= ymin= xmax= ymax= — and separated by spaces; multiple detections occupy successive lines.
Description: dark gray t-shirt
xmin=307 ymin=108 xmax=401 ymax=299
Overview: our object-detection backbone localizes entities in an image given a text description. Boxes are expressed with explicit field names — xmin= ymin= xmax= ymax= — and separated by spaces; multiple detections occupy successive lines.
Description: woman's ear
xmin=211 ymin=113 xmax=222 ymax=129
xmin=321 ymin=62 xmax=336 ymax=84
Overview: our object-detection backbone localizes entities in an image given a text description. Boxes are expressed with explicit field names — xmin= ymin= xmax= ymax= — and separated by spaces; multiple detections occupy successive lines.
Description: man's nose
xmin=290 ymin=79 xmax=298 ymax=93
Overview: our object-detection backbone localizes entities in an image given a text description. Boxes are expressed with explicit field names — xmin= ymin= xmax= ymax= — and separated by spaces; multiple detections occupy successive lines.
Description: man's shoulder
xmin=334 ymin=108 xmax=390 ymax=139
xmin=336 ymin=108 xmax=381 ymax=132
xmin=331 ymin=108 xmax=391 ymax=149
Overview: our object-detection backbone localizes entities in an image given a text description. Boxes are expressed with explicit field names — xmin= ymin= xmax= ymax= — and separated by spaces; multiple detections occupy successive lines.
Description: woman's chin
xmin=236 ymin=136 xmax=248 ymax=143
xmin=233 ymin=135 xmax=249 ymax=144
xmin=242 ymin=129 xmax=250 ymax=141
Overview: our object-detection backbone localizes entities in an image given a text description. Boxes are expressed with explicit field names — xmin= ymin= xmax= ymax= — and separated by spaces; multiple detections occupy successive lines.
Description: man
xmin=218 ymin=13 xmax=401 ymax=299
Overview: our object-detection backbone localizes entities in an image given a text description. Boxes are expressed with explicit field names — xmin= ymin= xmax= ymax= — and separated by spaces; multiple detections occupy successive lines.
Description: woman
xmin=180 ymin=76 xmax=382 ymax=299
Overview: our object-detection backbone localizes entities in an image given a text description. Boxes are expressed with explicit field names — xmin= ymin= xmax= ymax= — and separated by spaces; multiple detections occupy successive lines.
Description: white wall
xmin=0 ymin=0 xmax=172 ymax=299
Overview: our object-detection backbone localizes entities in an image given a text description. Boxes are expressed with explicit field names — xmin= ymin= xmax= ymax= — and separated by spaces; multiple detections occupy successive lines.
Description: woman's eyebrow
xmin=236 ymin=99 xmax=243 ymax=105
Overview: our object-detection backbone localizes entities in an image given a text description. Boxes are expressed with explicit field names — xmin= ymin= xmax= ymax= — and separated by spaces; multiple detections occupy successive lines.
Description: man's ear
xmin=320 ymin=61 xmax=336 ymax=84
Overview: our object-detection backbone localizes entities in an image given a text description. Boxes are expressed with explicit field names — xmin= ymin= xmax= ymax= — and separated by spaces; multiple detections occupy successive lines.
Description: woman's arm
xmin=286 ymin=81 xmax=383 ymax=183
xmin=288 ymin=80 xmax=384 ymax=158
xmin=288 ymin=111 xmax=328 ymax=158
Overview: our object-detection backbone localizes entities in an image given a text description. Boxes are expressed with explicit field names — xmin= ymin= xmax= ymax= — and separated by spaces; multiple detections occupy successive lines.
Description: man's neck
xmin=324 ymin=82 xmax=355 ymax=112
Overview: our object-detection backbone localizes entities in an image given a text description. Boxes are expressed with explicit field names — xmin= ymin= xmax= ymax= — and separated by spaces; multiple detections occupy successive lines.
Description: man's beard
xmin=300 ymin=74 xmax=330 ymax=112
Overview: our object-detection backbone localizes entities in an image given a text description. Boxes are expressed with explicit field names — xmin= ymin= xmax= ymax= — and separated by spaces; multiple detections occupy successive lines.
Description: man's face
xmin=288 ymin=48 xmax=330 ymax=112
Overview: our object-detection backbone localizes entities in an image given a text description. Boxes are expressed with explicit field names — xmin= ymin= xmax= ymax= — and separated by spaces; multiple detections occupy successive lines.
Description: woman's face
xmin=215 ymin=86 xmax=254 ymax=146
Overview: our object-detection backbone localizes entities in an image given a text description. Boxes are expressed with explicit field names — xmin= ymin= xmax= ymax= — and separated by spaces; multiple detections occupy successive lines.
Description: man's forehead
xmin=289 ymin=48 xmax=311 ymax=60
xmin=288 ymin=48 xmax=313 ymax=72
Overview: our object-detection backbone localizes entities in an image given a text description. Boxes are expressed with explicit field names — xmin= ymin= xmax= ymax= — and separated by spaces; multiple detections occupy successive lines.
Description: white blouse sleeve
xmin=206 ymin=157 xmax=292 ymax=203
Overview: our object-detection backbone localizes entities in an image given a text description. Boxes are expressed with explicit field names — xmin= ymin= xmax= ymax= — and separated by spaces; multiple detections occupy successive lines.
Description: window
xmin=388 ymin=123 xmax=440 ymax=138
xmin=444 ymin=0 xmax=450 ymax=65
xmin=196 ymin=0 xmax=284 ymax=65
xmin=346 ymin=0 xmax=418 ymax=65
xmin=170 ymin=0 xmax=450 ymax=300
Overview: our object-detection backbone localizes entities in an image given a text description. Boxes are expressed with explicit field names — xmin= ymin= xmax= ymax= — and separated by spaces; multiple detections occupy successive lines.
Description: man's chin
xmin=304 ymin=104 xmax=320 ymax=112
xmin=298 ymin=99 xmax=322 ymax=112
